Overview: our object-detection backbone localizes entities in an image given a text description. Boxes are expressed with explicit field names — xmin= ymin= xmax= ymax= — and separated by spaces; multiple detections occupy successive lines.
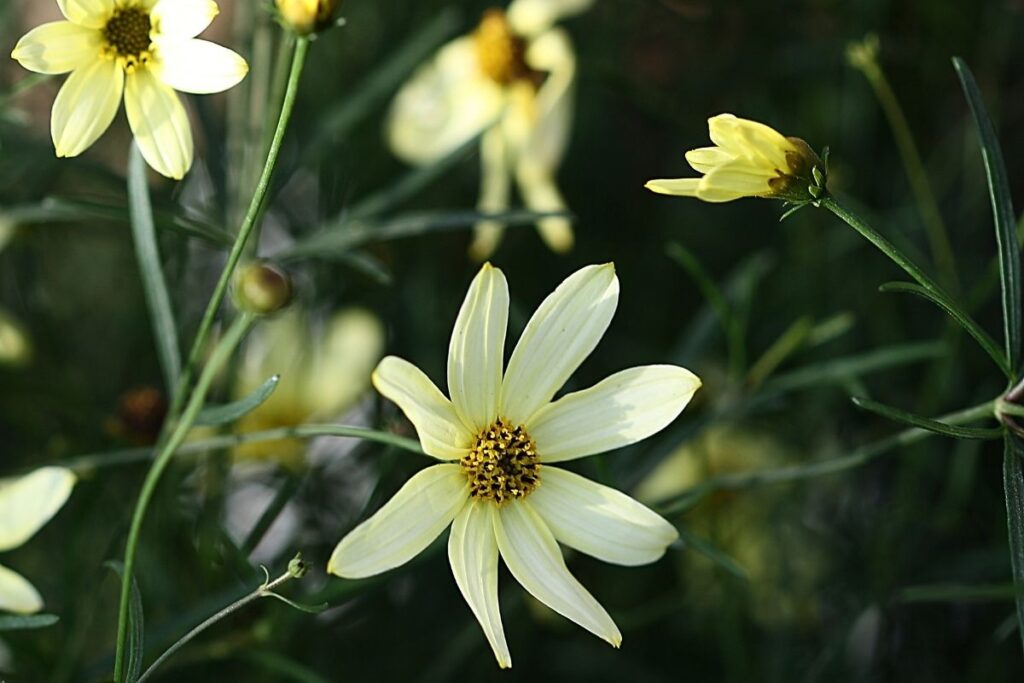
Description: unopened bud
xmin=276 ymin=0 xmax=339 ymax=35
xmin=235 ymin=262 xmax=293 ymax=315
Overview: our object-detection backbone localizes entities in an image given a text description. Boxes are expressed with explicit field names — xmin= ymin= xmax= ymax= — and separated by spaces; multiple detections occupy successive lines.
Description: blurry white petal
xmin=528 ymin=365 xmax=701 ymax=462
xmin=448 ymin=264 xmax=509 ymax=432
xmin=0 ymin=564 xmax=43 ymax=614
xmin=530 ymin=467 xmax=678 ymax=565
xmin=51 ymin=58 xmax=123 ymax=158
xmin=124 ymin=68 xmax=193 ymax=179
xmin=328 ymin=464 xmax=468 ymax=578
xmin=501 ymin=264 xmax=618 ymax=425
xmin=448 ymin=502 xmax=510 ymax=668
xmin=11 ymin=22 xmax=101 ymax=74
xmin=522 ymin=28 xmax=575 ymax=170
xmin=372 ymin=356 xmax=472 ymax=460
xmin=515 ymin=162 xmax=573 ymax=253
xmin=304 ymin=309 xmax=385 ymax=414
xmin=470 ymin=128 xmax=512 ymax=261
xmin=152 ymin=0 xmax=219 ymax=39
xmin=155 ymin=39 xmax=248 ymax=94
xmin=644 ymin=178 xmax=702 ymax=198
xmin=57 ymin=0 xmax=114 ymax=28
xmin=494 ymin=501 xmax=620 ymax=646
xmin=508 ymin=0 xmax=594 ymax=36
xmin=0 ymin=467 xmax=76 ymax=552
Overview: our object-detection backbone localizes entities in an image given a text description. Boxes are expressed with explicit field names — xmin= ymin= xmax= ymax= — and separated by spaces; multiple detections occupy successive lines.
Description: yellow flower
xmin=388 ymin=0 xmax=593 ymax=260
xmin=328 ymin=263 xmax=701 ymax=668
xmin=276 ymin=0 xmax=338 ymax=35
xmin=645 ymin=114 xmax=826 ymax=203
xmin=11 ymin=0 xmax=248 ymax=179
xmin=0 ymin=467 xmax=76 ymax=614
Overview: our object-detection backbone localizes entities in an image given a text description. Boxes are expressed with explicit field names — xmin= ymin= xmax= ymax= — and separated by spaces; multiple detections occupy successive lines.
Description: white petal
xmin=58 ymin=0 xmax=114 ymax=29
xmin=447 ymin=264 xmax=509 ymax=433
xmin=494 ymin=501 xmax=620 ymax=646
xmin=0 ymin=467 xmax=76 ymax=552
xmin=152 ymin=0 xmax=219 ymax=39
xmin=11 ymin=22 xmax=102 ymax=75
xmin=515 ymin=162 xmax=573 ymax=253
xmin=448 ymin=502 xmax=511 ymax=668
xmin=530 ymin=467 xmax=678 ymax=565
xmin=500 ymin=264 xmax=618 ymax=425
xmin=528 ymin=365 xmax=701 ymax=462
xmin=372 ymin=356 xmax=473 ymax=460
xmin=508 ymin=0 xmax=594 ymax=36
xmin=154 ymin=39 xmax=248 ymax=94
xmin=522 ymin=28 xmax=575 ymax=171
xmin=0 ymin=563 xmax=43 ymax=614
xmin=51 ymin=58 xmax=123 ymax=158
xmin=328 ymin=464 xmax=468 ymax=578
xmin=124 ymin=68 xmax=193 ymax=179
xmin=469 ymin=127 xmax=512 ymax=261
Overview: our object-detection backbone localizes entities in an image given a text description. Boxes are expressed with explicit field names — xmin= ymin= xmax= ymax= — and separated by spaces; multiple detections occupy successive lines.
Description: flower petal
xmin=530 ymin=467 xmax=678 ymax=565
xmin=707 ymin=113 xmax=792 ymax=169
xmin=508 ymin=0 xmax=594 ymax=37
xmin=528 ymin=365 xmax=701 ymax=462
xmin=494 ymin=501 xmax=620 ymax=646
xmin=448 ymin=502 xmax=511 ymax=668
xmin=699 ymin=161 xmax=776 ymax=197
xmin=515 ymin=162 xmax=573 ymax=253
xmin=644 ymin=177 xmax=703 ymax=198
xmin=685 ymin=146 xmax=733 ymax=173
xmin=0 ymin=467 xmax=76 ymax=552
xmin=373 ymin=356 xmax=472 ymax=460
xmin=154 ymin=39 xmax=248 ymax=94
xmin=448 ymin=263 xmax=509 ymax=433
xmin=0 ymin=563 xmax=43 ymax=614
xmin=500 ymin=264 xmax=618 ymax=425
xmin=522 ymin=28 xmax=575 ymax=170
xmin=11 ymin=22 xmax=102 ymax=75
xmin=124 ymin=68 xmax=193 ymax=179
xmin=58 ymin=0 xmax=114 ymax=29
xmin=469 ymin=128 xmax=512 ymax=261
xmin=152 ymin=0 xmax=219 ymax=39
xmin=51 ymin=58 xmax=123 ymax=159
xmin=328 ymin=464 xmax=468 ymax=578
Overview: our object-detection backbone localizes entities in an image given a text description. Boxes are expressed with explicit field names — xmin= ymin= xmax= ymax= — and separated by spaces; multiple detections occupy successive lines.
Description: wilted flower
xmin=0 ymin=467 xmax=76 ymax=614
xmin=276 ymin=0 xmax=338 ymax=35
xmin=328 ymin=263 xmax=701 ymax=667
xmin=12 ymin=0 xmax=248 ymax=179
xmin=388 ymin=0 xmax=593 ymax=259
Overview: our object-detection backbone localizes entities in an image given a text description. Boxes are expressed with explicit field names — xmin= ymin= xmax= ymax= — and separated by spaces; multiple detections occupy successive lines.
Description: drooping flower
xmin=328 ymin=263 xmax=701 ymax=668
xmin=11 ymin=0 xmax=248 ymax=179
xmin=387 ymin=0 xmax=593 ymax=260
xmin=645 ymin=114 xmax=827 ymax=203
xmin=0 ymin=467 xmax=76 ymax=614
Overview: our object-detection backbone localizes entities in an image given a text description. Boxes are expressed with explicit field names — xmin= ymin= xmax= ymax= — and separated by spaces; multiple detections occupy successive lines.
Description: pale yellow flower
xmin=328 ymin=263 xmax=701 ymax=668
xmin=646 ymin=114 xmax=826 ymax=203
xmin=0 ymin=467 xmax=76 ymax=614
xmin=276 ymin=0 xmax=338 ymax=35
xmin=12 ymin=0 xmax=248 ymax=179
xmin=388 ymin=0 xmax=592 ymax=260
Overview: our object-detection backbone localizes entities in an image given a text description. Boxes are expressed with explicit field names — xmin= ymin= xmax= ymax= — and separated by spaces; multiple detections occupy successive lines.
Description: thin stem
xmin=113 ymin=314 xmax=256 ymax=681
xmin=167 ymin=38 xmax=309 ymax=421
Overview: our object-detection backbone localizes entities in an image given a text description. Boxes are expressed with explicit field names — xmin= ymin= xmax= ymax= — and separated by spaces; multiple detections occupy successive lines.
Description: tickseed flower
xmin=0 ymin=467 xmax=76 ymax=614
xmin=388 ymin=0 xmax=593 ymax=260
xmin=11 ymin=0 xmax=248 ymax=179
xmin=645 ymin=114 xmax=827 ymax=204
xmin=276 ymin=0 xmax=338 ymax=35
xmin=328 ymin=263 xmax=701 ymax=667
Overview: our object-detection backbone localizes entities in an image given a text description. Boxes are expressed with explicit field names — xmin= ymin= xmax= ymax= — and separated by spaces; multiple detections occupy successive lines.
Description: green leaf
xmin=852 ymin=396 xmax=1003 ymax=440
xmin=897 ymin=582 xmax=1024 ymax=604
xmin=674 ymin=527 xmax=748 ymax=580
xmin=1004 ymin=435 xmax=1024 ymax=655
xmin=128 ymin=144 xmax=181 ymax=394
xmin=195 ymin=375 xmax=280 ymax=427
xmin=765 ymin=341 xmax=942 ymax=394
xmin=879 ymin=280 xmax=1010 ymax=377
xmin=107 ymin=560 xmax=145 ymax=683
xmin=954 ymin=58 xmax=1022 ymax=374
xmin=0 ymin=613 xmax=59 ymax=631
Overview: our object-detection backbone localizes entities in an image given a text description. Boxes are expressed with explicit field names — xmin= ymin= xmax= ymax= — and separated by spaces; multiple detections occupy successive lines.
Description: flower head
xmin=276 ymin=0 xmax=338 ymax=35
xmin=12 ymin=0 xmax=248 ymax=179
xmin=387 ymin=1 xmax=593 ymax=260
xmin=645 ymin=114 xmax=827 ymax=204
xmin=0 ymin=467 xmax=76 ymax=614
xmin=328 ymin=263 xmax=701 ymax=668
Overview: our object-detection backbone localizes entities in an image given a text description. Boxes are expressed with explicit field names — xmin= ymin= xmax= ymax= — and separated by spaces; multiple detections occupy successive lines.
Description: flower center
xmin=461 ymin=418 xmax=541 ymax=504
xmin=103 ymin=7 xmax=152 ymax=67
xmin=473 ymin=9 xmax=535 ymax=87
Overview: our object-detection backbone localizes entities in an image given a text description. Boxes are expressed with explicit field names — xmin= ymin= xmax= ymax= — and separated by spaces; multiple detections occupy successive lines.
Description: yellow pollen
xmin=103 ymin=7 xmax=153 ymax=70
xmin=460 ymin=418 xmax=541 ymax=504
xmin=473 ymin=9 xmax=534 ymax=86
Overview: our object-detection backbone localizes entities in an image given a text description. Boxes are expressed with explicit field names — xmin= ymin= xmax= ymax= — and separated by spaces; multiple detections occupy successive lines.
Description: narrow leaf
xmin=1004 ymin=435 xmax=1024 ymax=655
xmin=766 ymin=341 xmax=942 ymax=394
xmin=897 ymin=582 xmax=1024 ymax=604
xmin=674 ymin=527 xmax=748 ymax=580
xmin=852 ymin=396 xmax=1003 ymax=440
xmin=0 ymin=613 xmax=59 ymax=631
xmin=195 ymin=375 xmax=280 ymax=427
xmin=107 ymin=560 xmax=145 ymax=683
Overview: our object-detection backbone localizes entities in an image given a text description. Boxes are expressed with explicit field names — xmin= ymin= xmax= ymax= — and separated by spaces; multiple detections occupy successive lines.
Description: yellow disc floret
xmin=473 ymin=9 xmax=533 ymax=86
xmin=461 ymin=418 xmax=541 ymax=504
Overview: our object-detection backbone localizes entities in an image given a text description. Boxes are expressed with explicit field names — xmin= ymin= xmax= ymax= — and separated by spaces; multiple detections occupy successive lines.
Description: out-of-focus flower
xmin=646 ymin=114 xmax=827 ymax=204
xmin=11 ymin=0 xmax=248 ymax=179
xmin=0 ymin=467 xmax=76 ymax=614
xmin=105 ymin=386 xmax=167 ymax=445
xmin=234 ymin=261 xmax=293 ymax=316
xmin=329 ymin=263 xmax=701 ymax=668
xmin=233 ymin=308 xmax=385 ymax=468
xmin=0 ymin=310 xmax=32 ymax=368
xmin=388 ymin=1 xmax=593 ymax=259
xmin=276 ymin=0 xmax=338 ymax=35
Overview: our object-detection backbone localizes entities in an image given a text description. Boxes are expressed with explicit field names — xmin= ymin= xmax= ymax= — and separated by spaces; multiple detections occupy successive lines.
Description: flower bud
xmin=276 ymin=0 xmax=338 ymax=35
xmin=235 ymin=262 xmax=293 ymax=315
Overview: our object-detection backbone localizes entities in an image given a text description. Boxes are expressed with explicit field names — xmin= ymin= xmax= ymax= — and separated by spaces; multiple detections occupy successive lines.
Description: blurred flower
xmin=645 ymin=114 xmax=827 ymax=204
xmin=11 ymin=0 xmax=248 ymax=179
xmin=233 ymin=308 xmax=385 ymax=468
xmin=329 ymin=263 xmax=701 ymax=668
xmin=276 ymin=0 xmax=338 ymax=35
xmin=0 ymin=467 xmax=76 ymax=614
xmin=105 ymin=386 xmax=167 ymax=445
xmin=388 ymin=1 xmax=592 ymax=259
xmin=0 ymin=309 xmax=32 ymax=368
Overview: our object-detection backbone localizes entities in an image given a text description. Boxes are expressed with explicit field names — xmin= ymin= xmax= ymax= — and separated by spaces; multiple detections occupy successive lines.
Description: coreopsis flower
xmin=276 ymin=0 xmax=338 ymax=35
xmin=0 ymin=467 xmax=76 ymax=614
xmin=328 ymin=263 xmax=701 ymax=667
xmin=388 ymin=0 xmax=593 ymax=260
xmin=11 ymin=0 xmax=248 ymax=179
xmin=646 ymin=114 xmax=827 ymax=204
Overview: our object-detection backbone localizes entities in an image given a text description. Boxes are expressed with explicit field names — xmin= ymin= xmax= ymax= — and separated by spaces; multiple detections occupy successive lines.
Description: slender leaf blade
xmin=107 ymin=560 xmax=145 ymax=683
xmin=852 ymin=396 xmax=1003 ymax=439
xmin=195 ymin=375 xmax=280 ymax=427
xmin=1004 ymin=435 xmax=1024 ymax=655
xmin=0 ymin=613 xmax=59 ymax=631
xmin=675 ymin=527 xmax=748 ymax=580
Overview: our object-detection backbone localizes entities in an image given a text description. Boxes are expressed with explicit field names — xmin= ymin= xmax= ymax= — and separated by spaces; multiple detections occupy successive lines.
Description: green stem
xmin=167 ymin=38 xmax=309 ymax=421
xmin=113 ymin=314 xmax=256 ymax=681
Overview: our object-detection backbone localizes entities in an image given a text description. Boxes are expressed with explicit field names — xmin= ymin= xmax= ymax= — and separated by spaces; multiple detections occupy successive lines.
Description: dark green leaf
xmin=195 ymin=375 xmax=280 ymax=427
xmin=0 ymin=613 xmax=59 ymax=631
xmin=897 ymin=582 xmax=1024 ymax=603
xmin=1003 ymin=435 xmax=1024 ymax=655
xmin=674 ymin=527 xmax=748 ymax=580
xmin=107 ymin=560 xmax=145 ymax=683
xmin=765 ymin=341 xmax=942 ymax=394
xmin=852 ymin=396 xmax=1003 ymax=439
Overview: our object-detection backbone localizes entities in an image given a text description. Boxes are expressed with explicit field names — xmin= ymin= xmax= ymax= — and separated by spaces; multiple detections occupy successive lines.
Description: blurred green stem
xmin=0 ymin=72 xmax=51 ymax=108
